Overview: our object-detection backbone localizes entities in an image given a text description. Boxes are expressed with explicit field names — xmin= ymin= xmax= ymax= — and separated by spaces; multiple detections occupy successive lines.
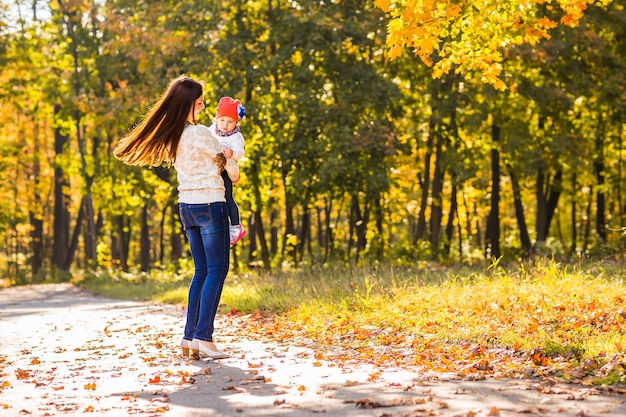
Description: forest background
xmin=1 ymin=0 xmax=625 ymax=285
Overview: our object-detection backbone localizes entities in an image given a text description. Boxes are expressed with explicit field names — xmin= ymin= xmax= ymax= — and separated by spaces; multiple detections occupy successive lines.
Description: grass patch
xmin=74 ymin=259 xmax=626 ymax=381
xmin=72 ymin=267 xmax=190 ymax=305
xmin=296 ymin=259 xmax=626 ymax=358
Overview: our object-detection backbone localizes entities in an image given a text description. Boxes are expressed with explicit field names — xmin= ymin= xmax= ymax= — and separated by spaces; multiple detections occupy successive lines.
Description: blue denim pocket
xmin=179 ymin=204 xmax=213 ymax=230
xmin=179 ymin=203 xmax=228 ymax=234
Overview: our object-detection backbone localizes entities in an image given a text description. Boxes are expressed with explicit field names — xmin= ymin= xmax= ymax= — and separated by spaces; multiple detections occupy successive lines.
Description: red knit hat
xmin=216 ymin=97 xmax=245 ymax=121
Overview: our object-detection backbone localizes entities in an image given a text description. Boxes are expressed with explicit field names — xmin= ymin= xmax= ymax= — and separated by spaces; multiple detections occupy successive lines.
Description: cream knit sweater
xmin=173 ymin=124 xmax=240 ymax=204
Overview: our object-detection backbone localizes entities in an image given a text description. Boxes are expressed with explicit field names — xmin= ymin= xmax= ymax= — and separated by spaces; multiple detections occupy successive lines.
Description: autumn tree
xmin=375 ymin=0 xmax=612 ymax=89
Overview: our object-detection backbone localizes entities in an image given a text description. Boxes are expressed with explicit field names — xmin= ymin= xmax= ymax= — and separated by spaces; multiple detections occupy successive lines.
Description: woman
xmin=114 ymin=75 xmax=237 ymax=359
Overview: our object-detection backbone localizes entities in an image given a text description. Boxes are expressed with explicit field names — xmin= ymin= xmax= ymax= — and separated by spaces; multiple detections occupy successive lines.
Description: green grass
xmin=72 ymin=267 xmax=190 ymax=305
xmin=74 ymin=259 xmax=626 ymax=366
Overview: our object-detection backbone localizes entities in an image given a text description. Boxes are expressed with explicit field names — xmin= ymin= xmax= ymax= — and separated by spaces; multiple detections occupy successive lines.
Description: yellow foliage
xmin=538 ymin=17 xmax=559 ymax=29
xmin=446 ymin=4 xmax=462 ymax=18
xmin=374 ymin=0 xmax=393 ymax=12
xmin=291 ymin=50 xmax=303 ymax=66
xmin=376 ymin=0 xmax=599 ymax=88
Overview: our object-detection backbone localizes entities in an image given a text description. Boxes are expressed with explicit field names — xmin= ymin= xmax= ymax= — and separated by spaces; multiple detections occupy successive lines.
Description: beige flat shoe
xmin=191 ymin=339 xmax=229 ymax=359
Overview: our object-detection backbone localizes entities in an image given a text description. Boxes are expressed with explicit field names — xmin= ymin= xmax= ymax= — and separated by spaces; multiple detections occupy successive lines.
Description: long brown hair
xmin=114 ymin=75 xmax=203 ymax=166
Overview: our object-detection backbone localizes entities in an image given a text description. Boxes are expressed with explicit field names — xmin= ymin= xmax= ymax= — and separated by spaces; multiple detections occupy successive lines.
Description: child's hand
xmin=223 ymin=148 xmax=233 ymax=158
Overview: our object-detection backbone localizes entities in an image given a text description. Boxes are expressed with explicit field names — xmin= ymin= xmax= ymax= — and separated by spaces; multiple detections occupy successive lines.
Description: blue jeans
xmin=179 ymin=202 xmax=230 ymax=342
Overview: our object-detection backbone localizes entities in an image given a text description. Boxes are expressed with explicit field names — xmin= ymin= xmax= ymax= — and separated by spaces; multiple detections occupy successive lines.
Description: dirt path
xmin=1 ymin=283 xmax=625 ymax=417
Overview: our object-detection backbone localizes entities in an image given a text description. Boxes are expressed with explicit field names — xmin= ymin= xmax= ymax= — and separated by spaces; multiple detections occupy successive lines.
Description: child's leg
xmin=221 ymin=170 xmax=240 ymax=225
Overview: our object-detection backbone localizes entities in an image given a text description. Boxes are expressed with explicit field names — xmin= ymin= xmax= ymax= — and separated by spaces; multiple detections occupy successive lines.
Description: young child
xmin=209 ymin=96 xmax=247 ymax=245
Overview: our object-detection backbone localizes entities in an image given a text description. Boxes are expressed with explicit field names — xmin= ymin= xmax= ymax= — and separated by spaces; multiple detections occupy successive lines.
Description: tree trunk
xmin=374 ymin=193 xmax=384 ymax=260
xmin=140 ymin=204 xmax=150 ymax=271
xmin=316 ymin=205 xmax=325 ymax=253
xmin=247 ymin=211 xmax=258 ymax=266
xmin=508 ymin=167 xmax=532 ymax=256
xmin=170 ymin=203 xmax=183 ymax=261
xmin=324 ymin=198 xmax=331 ymax=260
xmin=582 ymin=188 xmax=593 ymax=254
xmin=158 ymin=204 xmax=167 ymax=264
xmin=570 ymin=173 xmax=578 ymax=254
xmin=253 ymin=210 xmax=271 ymax=269
xmin=485 ymin=124 xmax=501 ymax=259
xmin=415 ymin=120 xmax=434 ymax=243
xmin=63 ymin=195 xmax=85 ymax=271
xmin=536 ymin=170 xmax=548 ymax=243
xmin=112 ymin=215 xmax=130 ymax=272
xmin=270 ymin=204 xmax=279 ymax=256
xmin=430 ymin=136 xmax=444 ymax=250
xmin=281 ymin=165 xmax=296 ymax=263
xmin=247 ymin=155 xmax=270 ymax=268
xmin=350 ymin=194 xmax=369 ymax=263
xmin=52 ymin=104 xmax=71 ymax=271
xmin=29 ymin=212 xmax=44 ymax=276
xmin=535 ymin=170 xmax=562 ymax=244
xmin=298 ymin=204 xmax=311 ymax=260
xmin=348 ymin=194 xmax=359 ymax=259
xmin=82 ymin=193 xmax=97 ymax=264
xmin=594 ymin=135 xmax=607 ymax=242
xmin=29 ymin=121 xmax=44 ymax=277
xmin=444 ymin=184 xmax=458 ymax=256
xmin=616 ymin=123 xmax=626 ymax=231
xmin=358 ymin=199 xmax=369 ymax=254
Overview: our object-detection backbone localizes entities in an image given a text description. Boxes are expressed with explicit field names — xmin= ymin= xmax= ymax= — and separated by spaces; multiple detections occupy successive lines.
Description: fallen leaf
xmin=517 ymin=407 xmax=545 ymax=414
xmin=15 ymin=369 xmax=30 ymax=379
xmin=367 ymin=372 xmax=381 ymax=381
xmin=488 ymin=406 xmax=501 ymax=416
xmin=223 ymin=386 xmax=247 ymax=393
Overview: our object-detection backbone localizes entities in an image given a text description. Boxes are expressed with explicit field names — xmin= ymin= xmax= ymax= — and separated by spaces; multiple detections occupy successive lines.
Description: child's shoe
xmin=230 ymin=224 xmax=247 ymax=245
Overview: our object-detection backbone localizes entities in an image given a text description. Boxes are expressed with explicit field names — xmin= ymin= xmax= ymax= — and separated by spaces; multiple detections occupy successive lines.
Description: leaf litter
xmin=1 ymin=284 xmax=626 ymax=416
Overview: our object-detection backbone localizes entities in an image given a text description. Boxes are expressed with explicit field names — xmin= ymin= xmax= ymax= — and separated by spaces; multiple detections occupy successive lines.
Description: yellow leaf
xmin=374 ymin=0 xmax=392 ymax=12
xmin=446 ymin=4 xmax=462 ymax=19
